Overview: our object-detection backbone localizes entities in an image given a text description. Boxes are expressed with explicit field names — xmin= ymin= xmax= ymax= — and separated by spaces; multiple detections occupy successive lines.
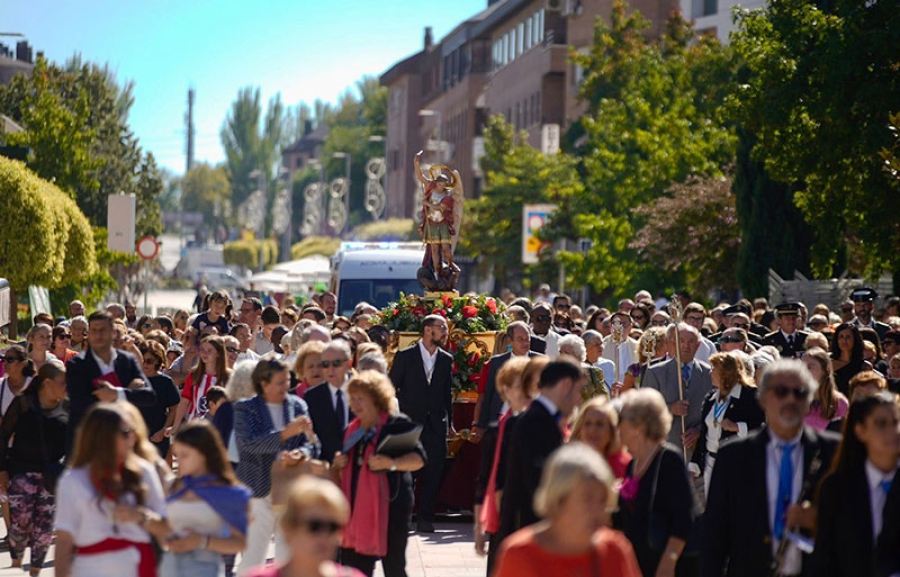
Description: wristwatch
xmin=390 ymin=460 xmax=397 ymax=472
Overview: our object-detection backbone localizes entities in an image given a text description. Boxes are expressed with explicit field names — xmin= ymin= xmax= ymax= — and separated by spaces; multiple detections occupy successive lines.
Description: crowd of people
xmin=0 ymin=283 xmax=897 ymax=577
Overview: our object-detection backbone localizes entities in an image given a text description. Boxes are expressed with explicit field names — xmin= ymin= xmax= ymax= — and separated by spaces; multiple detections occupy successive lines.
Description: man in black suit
xmin=496 ymin=359 xmax=584 ymax=545
xmin=305 ymin=340 xmax=353 ymax=464
xmin=877 ymin=468 xmax=900 ymax=577
xmin=66 ymin=310 xmax=155 ymax=447
xmin=389 ymin=314 xmax=454 ymax=533
xmin=764 ymin=302 xmax=810 ymax=358
xmin=474 ymin=321 xmax=542 ymax=433
xmin=703 ymin=359 xmax=839 ymax=577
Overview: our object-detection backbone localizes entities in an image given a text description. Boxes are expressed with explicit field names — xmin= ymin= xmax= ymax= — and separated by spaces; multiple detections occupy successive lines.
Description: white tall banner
xmin=107 ymin=194 xmax=136 ymax=253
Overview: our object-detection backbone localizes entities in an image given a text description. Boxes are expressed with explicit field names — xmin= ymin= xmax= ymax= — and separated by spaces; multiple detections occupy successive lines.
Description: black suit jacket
xmin=529 ymin=335 xmax=546 ymax=354
xmin=691 ymin=385 xmax=765 ymax=471
xmin=305 ymin=384 xmax=353 ymax=464
xmin=763 ymin=330 xmax=810 ymax=358
xmin=877 ymin=468 xmax=900 ymax=577
xmin=811 ymin=467 xmax=877 ymax=577
xmin=702 ymin=426 xmax=839 ymax=577
xmin=496 ymin=400 xmax=562 ymax=543
xmin=389 ymin=345 xmax=453 ymax=437
xmin=66 ymin=348 xmax=155 ymax=442
xmin=476 ymin=351 xmax=543 ymax=429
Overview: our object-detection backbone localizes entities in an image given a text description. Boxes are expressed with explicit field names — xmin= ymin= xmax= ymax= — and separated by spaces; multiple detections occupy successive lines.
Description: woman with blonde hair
xmin=331 ymin=371 xmax=425 ymax=577
xmin=689 ymin=351 xmax=764 ymax=497
xmin=292 ymin=341 xmax=326 ymax=398
xmin=244 ymin=476 xmax=364 ymax=577
xmin=619 ymin=327 xmax=667 ymax=395
xmin=493 ymin=443 xmax=641 ymax=577
xmin=571 ymin=396 xmax=632 ymax=479
xmin=54 ymin=403 xmax=167 ymax=577
xmin=803 ymin=346 xmax=848 ymax=431
xmin=25 ymin=324 xmax=56 ymax=372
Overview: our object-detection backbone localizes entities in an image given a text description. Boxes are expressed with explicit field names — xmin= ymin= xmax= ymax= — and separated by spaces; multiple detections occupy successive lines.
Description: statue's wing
xmin=451 ymin=170 xmax=464 ymax=254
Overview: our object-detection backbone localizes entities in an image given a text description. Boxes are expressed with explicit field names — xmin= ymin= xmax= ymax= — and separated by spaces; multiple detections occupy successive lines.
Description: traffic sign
xmin=136 ymin=236 xmax=159 ymax=260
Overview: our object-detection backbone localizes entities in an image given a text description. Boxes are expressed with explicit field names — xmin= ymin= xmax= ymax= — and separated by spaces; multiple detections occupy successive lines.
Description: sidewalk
xmin=0 ymin=520 xmax=487 ymax=577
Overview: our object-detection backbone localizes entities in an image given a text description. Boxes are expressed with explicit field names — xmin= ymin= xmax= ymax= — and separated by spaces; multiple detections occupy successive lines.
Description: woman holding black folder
xmin=332 ymin=370 xmax=426 ymax=577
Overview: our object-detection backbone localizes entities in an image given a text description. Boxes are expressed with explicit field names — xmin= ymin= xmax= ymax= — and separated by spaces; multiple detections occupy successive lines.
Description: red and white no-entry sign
xmin=136 ymin=236 xmax=159 ymax=260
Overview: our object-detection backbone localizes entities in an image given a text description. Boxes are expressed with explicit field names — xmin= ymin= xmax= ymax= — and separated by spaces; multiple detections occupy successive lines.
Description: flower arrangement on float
xmin=377 ymin=293 xmax=507 ymax=395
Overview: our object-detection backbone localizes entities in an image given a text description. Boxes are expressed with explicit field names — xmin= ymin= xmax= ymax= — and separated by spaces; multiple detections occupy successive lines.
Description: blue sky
xmin=3 ymin=0 xmax=486 ymax=175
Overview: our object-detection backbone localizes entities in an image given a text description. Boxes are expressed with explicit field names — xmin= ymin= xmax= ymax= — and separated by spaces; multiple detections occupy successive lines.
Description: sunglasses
xmin=299 ymin=518 xmax=344 ymax=535
xmin=770 ymin=385 xmax=808 ymax=401
xmin=731 ymin=323 xmax=750 ymax=329
xmin=631 ymin=315 xmax=645 ymax=321
xmin=556 ymin=304 xmax=571 ymax=310
xmin=535 ymin=316 xmax=551 ymax=322
xmin=142 ymin=324 xmax=153 ymax=329
xmin=649 ymin=320 xmax=669 ymax=327
xmin=320 ymin=359 xmax=347 ymax=368
xmin=720 ymin=336 xmax=744 ymax=343
xmin=1 ymin=356 xmax=22 ymax=363
xmin=226 ymin=347 xmax=240 ymax=354
xmin=58 ymin=334 xmax=72 ymax=339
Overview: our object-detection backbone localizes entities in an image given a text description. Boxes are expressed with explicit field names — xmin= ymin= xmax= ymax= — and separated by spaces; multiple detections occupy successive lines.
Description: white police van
xmin=330 ymin=242 xmax=423 ymax=317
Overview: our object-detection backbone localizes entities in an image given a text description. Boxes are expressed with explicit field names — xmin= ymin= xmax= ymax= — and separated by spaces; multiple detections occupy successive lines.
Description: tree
xmin=631 ymin=171 xmax=741 ymax=295
xmin=461 ymin=115 xmax=584 ymax=292
xmin=181 ymin=163 xmax=231 ymax=236
xmin=549 ymin=3 xmax=736 ymax=297
xmin=729 ymin=0 xmax=900 ymax=282
xmin=0 ymin=157 xmax=96 ymax=335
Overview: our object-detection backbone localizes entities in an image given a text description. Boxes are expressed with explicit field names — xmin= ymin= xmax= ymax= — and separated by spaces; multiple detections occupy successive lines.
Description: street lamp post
xmin=419 ymin=109 xmax=443 ymax=163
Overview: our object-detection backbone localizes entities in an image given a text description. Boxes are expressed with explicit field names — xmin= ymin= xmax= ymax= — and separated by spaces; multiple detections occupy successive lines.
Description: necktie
xmin=681 ymin=363 xmax=691 ymax=386
xmin=335 ymin=389 xmax=345 ymax=429
xmin=774 ymin=443 xmax=796 ymax=539
xmin=787 ymin=335 xmax=794 ymax=348
xmin=881 ymin=479 xmax=893 ymax=496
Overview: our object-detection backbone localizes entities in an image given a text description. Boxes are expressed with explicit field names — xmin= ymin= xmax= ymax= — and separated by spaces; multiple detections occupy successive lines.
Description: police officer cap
xmin=723 ymin=303 xmax=751 ymax=316
xmin=849 ymin=287 xmax=878 ymax=302
xmin=774 ymin=302 xmax=801 ymax=316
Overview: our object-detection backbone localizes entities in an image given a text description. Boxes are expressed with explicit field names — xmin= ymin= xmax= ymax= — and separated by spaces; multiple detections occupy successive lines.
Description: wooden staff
xmin=669 ymin=296 xmax=687 ymax=461
xmin=611 ymin=318 xmax=625 ymax=390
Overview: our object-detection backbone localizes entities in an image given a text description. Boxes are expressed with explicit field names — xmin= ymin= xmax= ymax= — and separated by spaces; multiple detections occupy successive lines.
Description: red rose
xmin=442 ymin=295 xmax=453 ymax=307
xmin=412 ymin=306 xmax=426 ymax=317
xmin=485 ymin=299 xmax=498 ymax=314
xmin=462 ymin=305 xmax=478 ymax=318
xmin=452 ymin=361 xmax=459 ymax=374
xmin=467 ymin=352 xmax=480 ymax=367
xmin=392 ymin=309 xmax=400 ymax=316
xmin=432 ymin=308 xmax=447 ymax=317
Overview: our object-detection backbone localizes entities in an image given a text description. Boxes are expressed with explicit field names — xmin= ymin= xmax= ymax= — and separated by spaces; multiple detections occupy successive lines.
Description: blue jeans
xmin=160 ymin=549 xmax=223 ymax=577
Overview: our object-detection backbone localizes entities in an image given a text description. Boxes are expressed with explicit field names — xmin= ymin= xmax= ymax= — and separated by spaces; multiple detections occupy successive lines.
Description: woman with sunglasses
xmin=0 ymin=346 xmax=36 ymax=418
xmin=51 ymin=326 xmax=79 ymax=364
xmin=138 ymin=341 xmax=182 ymax=459
xmin=244 ymin=476 xmax=364 ymax=577
xmin=54 ymin=403 xmax=167 ymax=577
xmin=331 ymin=371 xmax=425 ymax=577
xmin=810 ymin=391 xmax=900 ymax=577
xmin=631 ymin=303 xmax=651 ymax=331
xmin=0 ymin=360 xmax=68 ymax=576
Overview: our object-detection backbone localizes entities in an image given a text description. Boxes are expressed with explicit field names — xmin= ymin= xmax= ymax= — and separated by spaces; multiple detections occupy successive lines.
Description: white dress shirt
xmin=601 ymin=335 xmax=639 ymax=382
xmin=865 ymin=459 xmax=898 ymax=539
xmin=418 ymin=341 xmax=438 ymax=384
xmin=91 ymin=348 xmax=127 ymax=401
xmin=766 ymin=430 xmax=804 ymax=576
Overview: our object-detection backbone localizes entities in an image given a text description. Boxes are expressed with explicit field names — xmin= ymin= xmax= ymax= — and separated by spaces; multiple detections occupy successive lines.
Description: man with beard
xmin=320 ymin=291 xmax=337 ymax=324
xmin=703 ymin=359 xmax=839 ymax=577
xmin=850 ymin=287 xmax=891 ymax=341
xmin=389 ymin=314 xmax=454 ymax=533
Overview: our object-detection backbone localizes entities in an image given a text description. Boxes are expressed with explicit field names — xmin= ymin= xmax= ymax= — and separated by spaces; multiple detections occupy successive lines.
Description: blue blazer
xmin=234 ymin=394 xmax=319 ymax=498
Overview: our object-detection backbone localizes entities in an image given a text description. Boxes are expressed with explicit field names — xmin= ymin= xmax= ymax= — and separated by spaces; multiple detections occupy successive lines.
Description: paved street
xmin=0 ymin=519 xmax=485 ymax=577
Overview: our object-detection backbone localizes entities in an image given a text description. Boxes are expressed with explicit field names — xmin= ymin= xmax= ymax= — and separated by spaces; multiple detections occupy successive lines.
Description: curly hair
xmin=346 ymin=370 xmax=397 ymax=414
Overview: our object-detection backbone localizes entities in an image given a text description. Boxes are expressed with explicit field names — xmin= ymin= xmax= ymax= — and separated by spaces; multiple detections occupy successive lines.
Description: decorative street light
xmin=366 ymin=135 xmax=387 ymax=220
xmin=330 ymin=152 xmax=351 ymax=236
xmin=272 ymin=167 xmax=292 ymax=262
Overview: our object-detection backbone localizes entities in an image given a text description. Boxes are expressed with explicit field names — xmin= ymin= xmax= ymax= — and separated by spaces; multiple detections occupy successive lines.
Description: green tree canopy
xmin=729 ymin=0 xmax=900 ymax=283
xmin=181 ymin=163 xmax=232 ymax=232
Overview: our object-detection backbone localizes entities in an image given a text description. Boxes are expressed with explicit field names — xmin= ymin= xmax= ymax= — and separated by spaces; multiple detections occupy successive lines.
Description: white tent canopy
xmin=247 ymin=255 xmax=331 ymax=292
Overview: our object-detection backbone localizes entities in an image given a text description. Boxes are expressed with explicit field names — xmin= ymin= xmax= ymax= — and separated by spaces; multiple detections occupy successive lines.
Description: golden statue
xmin=414 ymin=150 xmax=463 ymax=291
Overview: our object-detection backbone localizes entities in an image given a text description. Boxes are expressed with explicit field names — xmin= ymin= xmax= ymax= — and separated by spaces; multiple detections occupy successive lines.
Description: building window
xmin=510 ymin=28 xmax=516 ymax=62
xmin=538 ymin=9 xmax=545 ymax=45
xmin=517 ymin=22 xmax=524 ymax=56
xmin=525 ymin=17 xmax=532 ymax=49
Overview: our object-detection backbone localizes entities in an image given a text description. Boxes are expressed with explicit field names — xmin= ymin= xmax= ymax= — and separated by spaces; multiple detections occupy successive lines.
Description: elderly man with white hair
xmin=642 ymin=323 xmax=713 ymax=456
xmin=581 ymin=330 xmax=616 ymax=389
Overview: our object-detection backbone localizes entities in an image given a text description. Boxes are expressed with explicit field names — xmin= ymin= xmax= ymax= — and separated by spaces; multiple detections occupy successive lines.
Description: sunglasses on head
xmin=320 ymin=359 xmax=347 ymax=368
xmin=770 ymin=385 xmax=808 ymax=401
xmin=299 ymin=518 xmax=344 ymax=535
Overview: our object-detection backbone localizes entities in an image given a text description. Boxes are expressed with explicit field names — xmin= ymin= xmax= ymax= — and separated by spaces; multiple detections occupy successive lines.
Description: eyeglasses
xmin=731 ymin=323 xmax=750 ymax=329
xmin=770 ymin=385 xmax=808 ymax=401
xmin=320 ymin=359 xmax=347 ymax=368
xmin=720 ymin=336 xmax=744 ymax=344
xmin=685 ymin=315 xmax=705 ymax=323
xmin=534 ymin=316 xmax=551 ymax=322
xmin=142 ymin=324 xmax=153 ymax=329
xmin=58 ymin=334 xmax=72 ymax=339
xmin=1 ymin=356 xmax=22 ymax=363
xmin=631 ymin=314 xmax=645 ymax=321
xmin=226 ymin=347 xmax=240 ymax=354
xmin=649 ymin=320 xmax=669 ymax=327
xmin=119 ymin=427 xmax=135 ymax=437
xmin=298 ymin=518 xmax=344 ymax=535
xmin=555 ymin=304 xmax=571 ymax=310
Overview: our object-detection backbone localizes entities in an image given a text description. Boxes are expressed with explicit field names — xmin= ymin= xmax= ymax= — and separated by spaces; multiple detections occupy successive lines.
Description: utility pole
xmin=185 ymin=86 xmax=195 ymax=174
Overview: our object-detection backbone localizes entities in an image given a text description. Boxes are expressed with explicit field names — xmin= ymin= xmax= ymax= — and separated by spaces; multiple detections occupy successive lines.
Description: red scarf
xmin=78 ymin=538 xmax=156 ymax=577
xmin=479 ymin=410 xmax=510 ymax=534
xmin=340 ymin=412 xmax=390 ymax=556
xmin=92 ymin=463 xmax=126 ymax=501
